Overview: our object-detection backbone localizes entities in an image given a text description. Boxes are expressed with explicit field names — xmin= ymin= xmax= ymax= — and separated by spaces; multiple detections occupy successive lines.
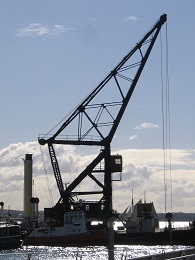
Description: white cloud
xmin=134 ymin=122 xmax=159 ymax=130
xmin=0 ymin=142 xmax=195 ymax=214
xmin=129 ymin=135 xmax=137 ymax=140
xmin=16 ymin=23 xmax=75 ymax=38
xmin=125 ymin=16 xmax=138 ymax=22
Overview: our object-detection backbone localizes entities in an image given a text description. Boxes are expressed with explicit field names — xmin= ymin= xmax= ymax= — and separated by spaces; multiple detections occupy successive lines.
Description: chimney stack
xmin=24 ymin=154 xmax=33 ymax=218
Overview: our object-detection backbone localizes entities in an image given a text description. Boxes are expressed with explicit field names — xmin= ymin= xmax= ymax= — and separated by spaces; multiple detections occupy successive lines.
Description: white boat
xmin=24 ymin=210 xmax=107 ymax=246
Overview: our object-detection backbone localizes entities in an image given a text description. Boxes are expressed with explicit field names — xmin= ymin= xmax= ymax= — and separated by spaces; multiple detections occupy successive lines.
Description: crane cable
xmin=0 ymin=164 xmax=23 ymax=206
xmin=39 ymin=145 xmax=54 ymax=207
xmin=160 ymin=21 xmax=172 ymax=215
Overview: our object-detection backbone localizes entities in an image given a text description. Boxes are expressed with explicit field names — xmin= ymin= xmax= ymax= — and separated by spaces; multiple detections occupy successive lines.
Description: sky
xmin=0 ymin=1 xmax=195 ymax=215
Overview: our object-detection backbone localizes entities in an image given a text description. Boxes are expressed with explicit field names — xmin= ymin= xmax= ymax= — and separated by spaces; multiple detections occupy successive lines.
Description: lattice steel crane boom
xmin=39 ymin=14 xmax=167 ymax=218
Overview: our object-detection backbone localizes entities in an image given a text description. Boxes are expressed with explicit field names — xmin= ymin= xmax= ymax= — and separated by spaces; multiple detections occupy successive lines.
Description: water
xmin=114 ymin=221 xmax=190 ymax=231
xmin=0 ymin=222 xmax=192 ymax=259
xmin=159 ymin=221 xmax=190 ymax=229
xmin=0 ymin=245 xmax=193 ymax=259
xmin=114 ymin=221 xmax=190 ymax=230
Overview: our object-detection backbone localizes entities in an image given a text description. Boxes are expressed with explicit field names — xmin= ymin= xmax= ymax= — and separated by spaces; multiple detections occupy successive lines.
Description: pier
xmin=130 ymin=248 xmax=195 ymax=260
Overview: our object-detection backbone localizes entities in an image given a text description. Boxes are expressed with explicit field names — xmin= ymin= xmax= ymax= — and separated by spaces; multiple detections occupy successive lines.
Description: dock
xmin=130 ymin=248 xmax=195 ymax=260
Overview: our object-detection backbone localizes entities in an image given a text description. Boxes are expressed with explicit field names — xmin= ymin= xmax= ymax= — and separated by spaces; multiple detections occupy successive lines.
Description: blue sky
xmin=1 ymin=0 xmax=194 ymax=150
xmin=0 ymin=1 xmax=195 ymax=213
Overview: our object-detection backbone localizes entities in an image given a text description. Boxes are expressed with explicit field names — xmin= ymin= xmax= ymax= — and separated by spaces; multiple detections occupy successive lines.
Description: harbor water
xmin=0 ymin=245 xmax=194 ymax=260
xmin=114 ymin=221 xmax=190 ymax=231
xmin=159 ymin=221 xmax=190 ymax=229
xmin=0 ymin=222 xmax=192 ymax=259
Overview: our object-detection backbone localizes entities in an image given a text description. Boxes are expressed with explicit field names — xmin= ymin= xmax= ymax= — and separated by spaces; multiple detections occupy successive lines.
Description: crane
xmin=39 ymin=14 xmax=167 ymax=222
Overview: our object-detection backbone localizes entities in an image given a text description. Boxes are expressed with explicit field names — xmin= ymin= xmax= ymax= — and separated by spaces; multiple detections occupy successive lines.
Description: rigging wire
xmin=33 ymin=168 xmax=47 ymax=210
xmin=39 ymin=145 xmax=54 ymax=207
xmin=0 ymin=164 xmax=23 ymax=207
xmin=165 ymin=22 xmax=173 ymax=213
xmin=160 ymin=30 xmax=167 ymax=215
xmin=160 ymin=20 xmax=172 ymax=215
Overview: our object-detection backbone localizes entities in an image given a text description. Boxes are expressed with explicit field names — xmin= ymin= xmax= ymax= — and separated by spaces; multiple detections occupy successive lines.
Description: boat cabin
xmin=0 ymin=223 xmax=21 ymax=237
xmin=0 ymin=222 xmax=22 ymax=250
xmin=29 ymin=210 xmax=87 ymax=238
xmin=63 ymin=211 xmax=86 ymax=235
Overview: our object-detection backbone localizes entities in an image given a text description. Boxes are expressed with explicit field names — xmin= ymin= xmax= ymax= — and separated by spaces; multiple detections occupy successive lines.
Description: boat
xmin=0 ymin=221 xmax=23 ymax=250
xmin=115 ymin=199 xmax=195 ymax=246
xmin=115 ymin=227 xmax=195 ymax=246
xmin=24 ymin=210 xmax=107 ymax=246
xmin=117 ymin=199 xmax=159 ymax=234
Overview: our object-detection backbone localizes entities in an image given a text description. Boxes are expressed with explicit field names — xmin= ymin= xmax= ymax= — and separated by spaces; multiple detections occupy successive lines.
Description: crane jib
xmin=38 ymin=14 xmax=167 ymax=214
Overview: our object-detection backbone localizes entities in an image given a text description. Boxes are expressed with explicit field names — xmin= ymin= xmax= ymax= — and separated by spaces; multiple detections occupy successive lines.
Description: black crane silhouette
xmin=39 ymin=14 xmax=167 ymax=222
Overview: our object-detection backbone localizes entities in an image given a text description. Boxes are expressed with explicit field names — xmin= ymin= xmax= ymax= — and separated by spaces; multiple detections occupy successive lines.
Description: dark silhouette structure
xmin=39 ymin=14 xmax=167 ymax=224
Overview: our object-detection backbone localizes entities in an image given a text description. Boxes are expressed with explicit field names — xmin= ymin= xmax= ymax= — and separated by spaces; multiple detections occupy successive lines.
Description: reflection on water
xmin=0 ymin=245 xmax=193 ymax=259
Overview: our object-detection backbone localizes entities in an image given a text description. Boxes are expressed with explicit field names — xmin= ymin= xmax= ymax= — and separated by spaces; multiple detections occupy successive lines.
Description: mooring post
xmin=108 ymin=219 xmax=114 ymax=260
xmin=104 ymin=144 xmax=115 ymax=260
xmin=165 ymin=212 xmax=173 ymax=246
